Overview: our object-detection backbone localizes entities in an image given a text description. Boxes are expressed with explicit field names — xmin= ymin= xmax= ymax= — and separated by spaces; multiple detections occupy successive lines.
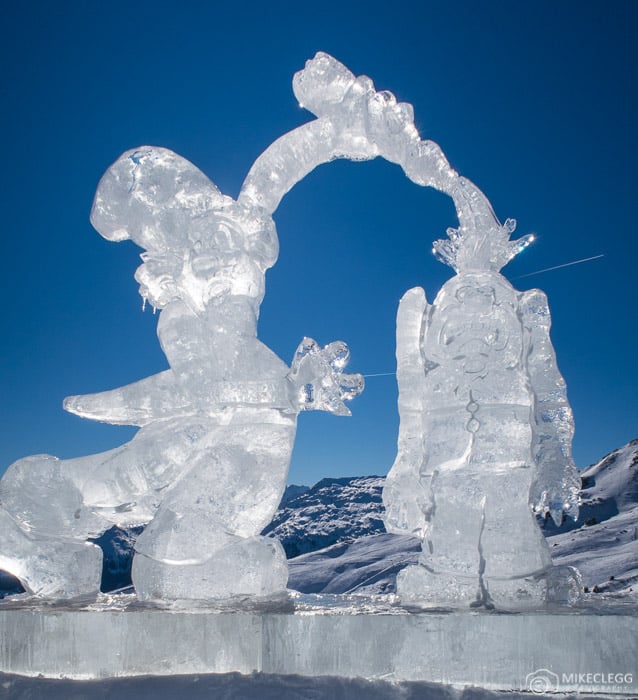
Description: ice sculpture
xmin=383 ymin=178 xmax=582 ymax=610
xmin=0 ymin=144 xmax=364 ymax=601
xmin=0 ymin=52 xmax=581 ymax=607
xmin=0 ymin=52 xmax=466 ymax=602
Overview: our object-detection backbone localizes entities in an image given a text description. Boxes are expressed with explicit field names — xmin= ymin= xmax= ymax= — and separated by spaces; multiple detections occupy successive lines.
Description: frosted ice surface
xmin=383 ymin=178 xmax=582 ymax=610
xmin=1 ymin=597 xmax=637 ymax=691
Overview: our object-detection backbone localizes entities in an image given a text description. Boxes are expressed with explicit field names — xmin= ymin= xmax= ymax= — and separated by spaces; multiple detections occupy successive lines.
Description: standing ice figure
xmin=0 ymin=147 xmax=363 ymax=601
xmin=383 ymin=178 xmax=581 ymax=609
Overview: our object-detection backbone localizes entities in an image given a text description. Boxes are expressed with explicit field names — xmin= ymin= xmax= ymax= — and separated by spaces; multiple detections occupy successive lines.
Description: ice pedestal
xmin=0 ymin=597 xmax=636 ymax=695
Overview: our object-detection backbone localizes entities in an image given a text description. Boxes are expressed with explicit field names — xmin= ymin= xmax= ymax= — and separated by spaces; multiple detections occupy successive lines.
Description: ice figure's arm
xmin=383 ymin=287 xmax=432 ymax=539
xmin=63 ymin=370 xmax=187 ymax=427
xmin=520 ymin=289 xmax=580 ymax=525
xmin=239 ymin=52 xmax=457 ymax=215
xmin=286 ymin=338 xmax=364 ymax=416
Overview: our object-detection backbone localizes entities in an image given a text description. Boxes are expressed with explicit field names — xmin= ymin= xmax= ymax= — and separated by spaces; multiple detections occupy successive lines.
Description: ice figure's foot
xmin=23 ymin=540 xmax=103 ymax=599
xmin=484 ymin=575 xmax=547 ymax=611
xmin=0 ymin=508 xmax=103 ymax=599
xmin=132 ymin=535 xmax=288 ymax=602
xmin=396 ymin=564 xmax=481 ymax=609
xmin=546 ymin=565 xmax=583 ymax=606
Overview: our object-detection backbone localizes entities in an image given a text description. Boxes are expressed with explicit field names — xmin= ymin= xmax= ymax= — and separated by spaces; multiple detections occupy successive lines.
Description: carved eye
xmin=190 ymin=255 xmax=221 ymax=275
xmin=442 ymin=331 xmax=455 ymax=345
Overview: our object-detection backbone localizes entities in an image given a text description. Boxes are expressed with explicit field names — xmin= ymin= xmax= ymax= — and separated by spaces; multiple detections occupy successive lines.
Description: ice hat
xmin=90 ymin=146 xmax=279 ymax=270
xmin=433 ymin=177 xmax=534 ymax=274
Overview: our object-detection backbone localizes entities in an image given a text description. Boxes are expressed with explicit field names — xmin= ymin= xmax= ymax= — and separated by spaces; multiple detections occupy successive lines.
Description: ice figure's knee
xmin=0 ymin=454 xmax=60 ymax=515
xmin=148 ymin=439 xmax=290 ymax=539
xmin=1 ymin=454 xmax=59 ymax=492
xmin=134 ymin=506 xmax=233 ymax=565
xmin=0 ymin=454 xmax=86 ymax=535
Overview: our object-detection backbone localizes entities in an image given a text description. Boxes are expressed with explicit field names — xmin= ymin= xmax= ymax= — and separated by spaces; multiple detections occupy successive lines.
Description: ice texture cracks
xmin=0 ymin=52 xmax=580 ymax=608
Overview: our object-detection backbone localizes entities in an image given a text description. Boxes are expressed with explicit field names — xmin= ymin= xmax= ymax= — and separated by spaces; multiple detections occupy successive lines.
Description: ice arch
xmin=257 ymin=54 xmax=580 ymax=611
xmin=239 ymin=52 xmax=459 ymax=220
xmin=239 ymin=53 xmax=518 ymax=280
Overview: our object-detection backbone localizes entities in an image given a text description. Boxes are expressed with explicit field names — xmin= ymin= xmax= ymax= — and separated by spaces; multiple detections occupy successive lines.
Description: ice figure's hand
xmin=287 ymin=338 xmax=364 ymax=415
xmin=292 ymin=52 xmax=356 ymax=116
xmin=531 ymin=465 xmax=581 ymax=527
xmin=382 ymin=472 xmax=431 ymax=540
xmin=292 ymin=52 xmax=418 ymax=160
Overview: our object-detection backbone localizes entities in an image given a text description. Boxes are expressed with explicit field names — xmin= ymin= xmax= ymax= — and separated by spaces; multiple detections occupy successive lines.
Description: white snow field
xmin=0 ymin=671 xmax=617 ymax=700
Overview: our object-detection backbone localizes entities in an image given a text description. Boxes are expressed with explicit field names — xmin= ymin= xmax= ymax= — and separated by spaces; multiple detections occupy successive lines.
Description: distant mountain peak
xmin=263 ymin=476 xmax=386 ymax=558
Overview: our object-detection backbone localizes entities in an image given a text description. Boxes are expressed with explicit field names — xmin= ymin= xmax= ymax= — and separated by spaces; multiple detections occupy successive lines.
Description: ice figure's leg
xmin=397 ymin=565 xmax=480 ymax=608
xmin=481 ymin=469 xmax=552 ymax=610
xmin=0 ymin=420 xmax=230 ymax=599
xmin=132 ymin=422 xmax=295 ymax=601
xmin=397 ymin=470 xmax=484 ymax=607
xmin=0 ymin=455 xmax=104 ymax=597
xmin=133 ymin=533 xmax=288 ymax=602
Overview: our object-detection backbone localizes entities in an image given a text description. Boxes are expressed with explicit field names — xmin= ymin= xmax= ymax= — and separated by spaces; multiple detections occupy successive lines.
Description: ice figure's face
xmin=135 ymin=252 xmax=182 ymax=309
xmin=135 ymin=248 xmax=266 ymax=313
xmin=426 ymin=273 xmax=520 ymax=374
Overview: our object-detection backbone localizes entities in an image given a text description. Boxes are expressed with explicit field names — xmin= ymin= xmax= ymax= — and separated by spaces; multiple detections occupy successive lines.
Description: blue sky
xmin=1 ymin=1 xmax=636 ymax=487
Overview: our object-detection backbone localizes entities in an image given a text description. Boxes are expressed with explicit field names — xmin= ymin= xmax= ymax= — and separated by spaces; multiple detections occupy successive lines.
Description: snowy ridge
xmin=287 ymin=532 xmax=420 ymax=595
xmin=545 ymin=439 xmax=638 ymax=596
xmin=262 ymin=476 xmax=387 ymax=557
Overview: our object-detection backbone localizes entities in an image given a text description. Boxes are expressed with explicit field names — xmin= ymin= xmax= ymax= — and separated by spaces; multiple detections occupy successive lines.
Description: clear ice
xmin=0 ymin=143 xmax=364 ymax=601
xmin=0 ymin=52 xmax=581 ymax=607
xmin=383 ymin=178 xmax=582 ymax=610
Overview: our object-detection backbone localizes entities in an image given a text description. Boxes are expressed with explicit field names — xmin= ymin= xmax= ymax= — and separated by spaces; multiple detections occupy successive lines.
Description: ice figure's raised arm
xmin=239 ymin=52 xmax=457 ymax=214
xmin=63 ymin=370 xmax=187 ymax=427
xmin=520 ymin=289 xmax=580 ymax=525
xmin=383 ymin=287 xmax=431 ymax=538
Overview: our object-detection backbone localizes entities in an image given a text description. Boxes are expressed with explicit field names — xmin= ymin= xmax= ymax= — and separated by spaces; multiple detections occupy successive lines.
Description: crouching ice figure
xmin=0 ymin=147 xmax=363 ymax=602
xmin=383 ymin=179 xmax=581 ymax=610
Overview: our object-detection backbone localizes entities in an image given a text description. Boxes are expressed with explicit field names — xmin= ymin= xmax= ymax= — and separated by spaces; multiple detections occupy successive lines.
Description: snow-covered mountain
xmin=262 ymin=476 xmax=387 ymax=557
xmin=543 ymin=439 xmax=638 ymax=596
xmin=1 ymin=441 xmax=636 ymax=599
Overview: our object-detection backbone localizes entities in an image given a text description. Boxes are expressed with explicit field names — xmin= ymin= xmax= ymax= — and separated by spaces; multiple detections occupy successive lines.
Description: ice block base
xmin=0 ymin=595 xmax=636 ymax=696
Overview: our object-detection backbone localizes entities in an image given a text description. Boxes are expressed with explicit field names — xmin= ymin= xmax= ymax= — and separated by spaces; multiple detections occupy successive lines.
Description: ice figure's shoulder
xmin=518 ymin=287 xmax=551 ymax=326
xmin=399 ymin=286 xmax=428 ymax=311
xmin=396 ymin=286 xmax=428 ymax=364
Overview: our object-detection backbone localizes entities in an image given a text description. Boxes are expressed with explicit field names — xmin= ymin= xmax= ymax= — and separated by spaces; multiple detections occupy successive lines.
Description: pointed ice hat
xmin=433 ymin=177 xmax=534 ymax=273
